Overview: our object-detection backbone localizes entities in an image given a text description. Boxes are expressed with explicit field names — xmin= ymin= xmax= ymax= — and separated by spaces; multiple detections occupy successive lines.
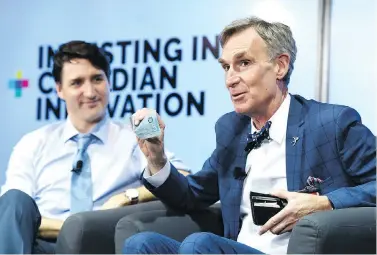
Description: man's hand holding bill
xmin=131 ymin=108 xmax=167 ymax=175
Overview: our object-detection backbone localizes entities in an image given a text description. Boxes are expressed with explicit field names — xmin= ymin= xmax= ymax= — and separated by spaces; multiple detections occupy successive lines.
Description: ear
xmin=275 ymin=53 xmax=290 ymax=81
xmin=56 ymin=83 xmax=64 ymax=99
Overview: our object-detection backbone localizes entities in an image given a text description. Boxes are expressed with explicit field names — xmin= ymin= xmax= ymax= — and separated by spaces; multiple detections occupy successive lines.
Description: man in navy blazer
xmin=123 ymin=16 xmax=376 ymax=254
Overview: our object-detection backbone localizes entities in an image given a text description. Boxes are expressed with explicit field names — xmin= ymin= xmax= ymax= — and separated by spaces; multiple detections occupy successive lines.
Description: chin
xmin=86 ymin=110 xmax=105 ymax=123
xmin=232 ymin=102 xmax=250 ymax=115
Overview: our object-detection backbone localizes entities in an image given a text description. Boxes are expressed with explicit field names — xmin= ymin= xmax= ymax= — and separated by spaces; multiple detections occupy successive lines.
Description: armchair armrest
xmin=114 ymin=204 xmax=223 ymax=254
xmin=288 ymin=207 xmax=376 ymax=254
xmin=56 ymin=200 xmax=167 ymax=254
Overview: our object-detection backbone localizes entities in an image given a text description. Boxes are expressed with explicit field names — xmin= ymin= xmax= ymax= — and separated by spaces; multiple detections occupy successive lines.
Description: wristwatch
xmin=125 ymin=188 xmax=139 ymax=205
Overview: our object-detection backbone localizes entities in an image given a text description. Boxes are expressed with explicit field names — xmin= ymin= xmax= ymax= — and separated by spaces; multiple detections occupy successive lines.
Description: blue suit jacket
xmin=144 ymin=95 xmax=376 ymax=240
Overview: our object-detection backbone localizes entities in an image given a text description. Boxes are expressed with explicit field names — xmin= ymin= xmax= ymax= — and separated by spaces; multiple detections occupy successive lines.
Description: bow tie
xmin=245 ymin=121 xmax=272 ymax=153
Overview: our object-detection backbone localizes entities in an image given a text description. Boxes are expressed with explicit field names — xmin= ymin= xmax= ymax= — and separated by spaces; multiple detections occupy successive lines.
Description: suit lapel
xmin=286 ymin=95 xmax=306 ymax=191
xmin=226 ymin=97 xmax=307 ymax=236
xmin=228 ymin=113 xmax=250 ymax=239
xmin=235 ymin=114 xmax=251 ymax=176
xmin=231 ymin=96 xmax=306 ymax=194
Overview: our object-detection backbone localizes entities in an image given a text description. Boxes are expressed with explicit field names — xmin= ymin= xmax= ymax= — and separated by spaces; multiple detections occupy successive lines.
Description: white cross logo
xmin=292 ymin=137 xmax=299 ymax=146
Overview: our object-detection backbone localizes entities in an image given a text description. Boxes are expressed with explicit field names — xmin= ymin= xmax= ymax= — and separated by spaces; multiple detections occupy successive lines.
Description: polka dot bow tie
xmin=244 ymin=121 xmax=272 ymax=153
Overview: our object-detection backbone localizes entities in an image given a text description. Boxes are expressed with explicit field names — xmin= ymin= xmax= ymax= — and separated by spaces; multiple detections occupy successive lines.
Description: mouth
xmin=83 ymin=100 xmax=100 ymax=108
xmin=231 ymin=92 xmax=246 ymax=101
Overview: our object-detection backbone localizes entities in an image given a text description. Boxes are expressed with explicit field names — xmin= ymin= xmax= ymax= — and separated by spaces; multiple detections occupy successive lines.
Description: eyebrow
xmin=218 ymin=51 xmax=248 ymax=64
xmin=233 ymin=51 xmax=248 ymax=60
xmin=68 ymin=73 xmax=103 ymax=82
xmin=91 ymin=73 xmax=104 ymax=79
xmin=69 ymin=77 xmax=83 ymax=83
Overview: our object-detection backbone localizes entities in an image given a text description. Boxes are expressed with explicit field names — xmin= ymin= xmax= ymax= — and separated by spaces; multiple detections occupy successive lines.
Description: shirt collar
xmin=62 ymin=114 xmax=110 ymax=144
xmin=251 ymin=94 xmax=291 ymax=144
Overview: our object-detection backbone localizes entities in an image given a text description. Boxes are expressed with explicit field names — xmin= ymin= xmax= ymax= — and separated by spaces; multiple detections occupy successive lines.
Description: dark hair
xmin=52 ymin=40 xmax=111 ymax=83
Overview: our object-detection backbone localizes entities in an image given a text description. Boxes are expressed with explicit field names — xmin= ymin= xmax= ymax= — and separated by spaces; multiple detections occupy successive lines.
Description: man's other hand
xmin=38 ymin=217 xmax=64 ymax=239
xmin=100 ymin=193 xmax=130 ymax=210
xmin=259 ymin=189 xmax=333 ymax=235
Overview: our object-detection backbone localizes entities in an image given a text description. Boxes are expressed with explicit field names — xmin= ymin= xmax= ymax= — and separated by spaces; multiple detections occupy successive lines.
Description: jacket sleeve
xmin=142 ymin=152 xmax=220 ymax=212
xmin=326 ymin=107 xmax=376 ymax=208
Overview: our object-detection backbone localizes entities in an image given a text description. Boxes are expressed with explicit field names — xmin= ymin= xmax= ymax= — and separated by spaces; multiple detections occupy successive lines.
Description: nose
xmin=82 ymin=82 xmax=96 ymax=99
xmin=225 ymin=69 xmax=241 ymax=88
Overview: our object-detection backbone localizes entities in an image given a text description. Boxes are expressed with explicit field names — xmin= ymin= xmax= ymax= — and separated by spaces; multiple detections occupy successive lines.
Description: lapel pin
xmin=292 ymin=137 xmax=299 ymax=146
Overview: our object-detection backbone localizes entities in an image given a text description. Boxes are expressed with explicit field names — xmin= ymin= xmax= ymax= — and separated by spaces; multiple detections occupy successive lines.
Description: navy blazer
xmin=144 ymin=94 xmax=376 ymax=240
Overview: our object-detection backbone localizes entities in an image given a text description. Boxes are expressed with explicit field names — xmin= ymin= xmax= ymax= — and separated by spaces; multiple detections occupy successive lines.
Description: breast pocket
xmin=318 ymin=176 xmax=334 ymax=194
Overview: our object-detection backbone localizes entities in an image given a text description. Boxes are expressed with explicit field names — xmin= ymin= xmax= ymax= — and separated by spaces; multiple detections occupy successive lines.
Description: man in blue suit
xmin=123 ymin=16 xmax=376 ymax=254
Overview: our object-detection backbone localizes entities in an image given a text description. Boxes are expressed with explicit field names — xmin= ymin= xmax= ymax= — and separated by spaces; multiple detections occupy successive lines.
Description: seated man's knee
xmin=123 ymin=232 xmax=163 ymax=254
xmin=0 ymin=189 xmax=38 ymax=214
xmin=179 ymin=232 xmax=215 ymax=254
xmin=1 ymin=189 xmax=33 ymax=204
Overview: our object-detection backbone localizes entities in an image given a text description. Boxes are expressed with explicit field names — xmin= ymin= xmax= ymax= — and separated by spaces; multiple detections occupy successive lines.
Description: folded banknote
xmin=130 ymin=110 xmax=161 ymax=139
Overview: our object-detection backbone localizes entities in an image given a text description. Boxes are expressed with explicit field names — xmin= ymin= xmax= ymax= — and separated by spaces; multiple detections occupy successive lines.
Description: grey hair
xmin=219 ymin=16 xmax=297 ymax=85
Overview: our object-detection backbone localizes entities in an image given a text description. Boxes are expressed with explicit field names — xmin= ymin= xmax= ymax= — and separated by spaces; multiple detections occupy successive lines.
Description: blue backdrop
xmin=0 ymin=0 xmax=375 ymax=185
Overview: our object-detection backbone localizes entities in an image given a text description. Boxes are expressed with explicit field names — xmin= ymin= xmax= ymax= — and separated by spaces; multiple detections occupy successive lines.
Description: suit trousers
xmin=123 ymin=231 xmax=264 ymax=254
xmin=0 ymin=189 xmax=56 ymax=254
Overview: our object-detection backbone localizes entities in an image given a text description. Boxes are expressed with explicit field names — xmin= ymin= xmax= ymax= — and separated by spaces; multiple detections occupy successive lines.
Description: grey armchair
xmin=114 ymin=204 xmax=376 ymax=254
xmin=288 ymin=207 xmax=376 ymax=253
xmin=56 ymin=201 xmax=168 ymax=254
xmin=56 ymin=200 xmax=376 ymax=254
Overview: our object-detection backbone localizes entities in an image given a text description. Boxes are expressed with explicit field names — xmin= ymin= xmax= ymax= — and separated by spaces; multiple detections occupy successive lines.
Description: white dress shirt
xmin=145 ymin=95 xmax=291 ymax=254
xmin=0 ymin=115 xmax=189 ymax=221
xmin=237 ymin=94 xmax=291 ymax=254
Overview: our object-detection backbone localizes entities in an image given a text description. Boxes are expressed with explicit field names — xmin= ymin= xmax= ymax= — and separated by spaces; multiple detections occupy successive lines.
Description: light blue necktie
xmin=70 ymin=134 xmax=94 ymax=214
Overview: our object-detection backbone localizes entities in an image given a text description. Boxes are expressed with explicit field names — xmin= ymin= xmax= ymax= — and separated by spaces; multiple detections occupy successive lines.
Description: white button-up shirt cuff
xmin=143 ymin=160 xmax=171 ymax=188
